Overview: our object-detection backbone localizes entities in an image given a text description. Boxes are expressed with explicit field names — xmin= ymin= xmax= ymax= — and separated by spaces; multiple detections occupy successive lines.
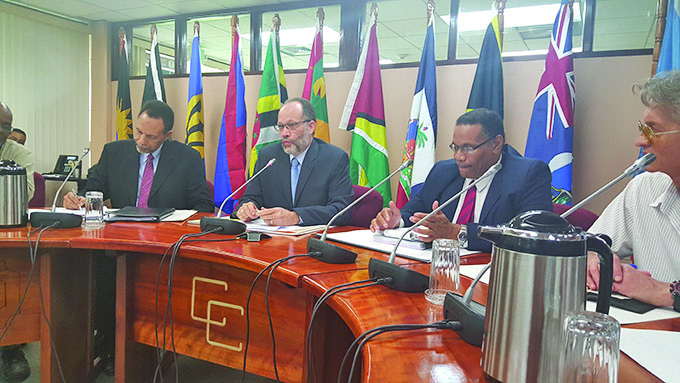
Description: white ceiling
xmin=6 ymin=0 xmax=303 ymax=23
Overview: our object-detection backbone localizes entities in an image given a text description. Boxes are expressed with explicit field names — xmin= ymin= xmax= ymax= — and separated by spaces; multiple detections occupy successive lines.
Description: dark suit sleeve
xmin=81 ymin=144 xmax=111 ymax=199
xmin=294 ymin=150 xmax=353 ymax=225
xmin=400 ymin=161 xmax=448 ymax=223
xmin=465 ymin=160 xmax=552 ymax=252
xmin=234 ymin=156 xmax=267 ymax=213
xmin=185 ymin=149 xmax=215 ymax=212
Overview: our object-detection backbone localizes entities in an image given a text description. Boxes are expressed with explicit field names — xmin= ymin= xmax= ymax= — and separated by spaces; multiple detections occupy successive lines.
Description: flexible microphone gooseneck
xmin=29 ymin=148 xmax=91 ymax=228
xmin=561 ymin=152 xmax=656 ymax=218
xmin=306 ymin=159 xmax=413 ymax=264
xmin=200 ymin=158 xmax=276 ymax=235
xmin=368 ymin=163 xmax=503 ymax=293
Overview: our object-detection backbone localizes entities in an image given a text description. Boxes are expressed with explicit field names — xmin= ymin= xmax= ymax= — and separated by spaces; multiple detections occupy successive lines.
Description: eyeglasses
xmin=449 ymin=136 xmax=494 ymax=154
xmin=0 ymin=123 xmax=11 ymax=132
xmin=638 ymin=121 xmax=680 ymax=142
xmin=274 ymin=119 xmax=312 ymax=132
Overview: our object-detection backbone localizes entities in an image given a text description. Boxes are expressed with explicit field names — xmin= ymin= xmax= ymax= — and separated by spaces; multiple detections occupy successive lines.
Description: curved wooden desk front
xmin=0 ymin=220 xmax=675 ymax=382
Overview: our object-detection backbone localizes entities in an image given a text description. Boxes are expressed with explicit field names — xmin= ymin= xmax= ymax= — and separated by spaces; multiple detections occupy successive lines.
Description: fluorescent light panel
xmin=442 ymin=3 xmax=582 ymax=32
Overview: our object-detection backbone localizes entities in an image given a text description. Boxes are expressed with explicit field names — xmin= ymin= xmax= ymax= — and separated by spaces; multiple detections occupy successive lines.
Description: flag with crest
xmin=303 ymin=8 xmax=330 ymax=143
xmin=524 ymin=0 xmax=575 ymax=204
xmin=250 ymin=16 xmax=288 ymax=176
xmin=396 ymin=15 xmax=437 ymax=208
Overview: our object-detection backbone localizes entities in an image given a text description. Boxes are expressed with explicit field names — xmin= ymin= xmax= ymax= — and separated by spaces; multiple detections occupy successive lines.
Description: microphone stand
xmin=307 ymin=159 xmax=413 ymax=264
xmin=368 ymin=163 xmax=503 ymax=293
xmin=30 ymin=148 xmax=91 ymax=228
xmin=201 ymin=158 xmax=277 ymax=235
xmin=562 ymin=152 xmax=656 ymax=218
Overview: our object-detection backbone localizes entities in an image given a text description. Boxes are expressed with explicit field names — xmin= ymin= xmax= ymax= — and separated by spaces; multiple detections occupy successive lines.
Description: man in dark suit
xmin=235 ymin=97 xmax=353 ymax=226
xmin=63 ymin=100 xmax=213 ymax=212
xmin=370 ymin=108 xmax=552 ymax=252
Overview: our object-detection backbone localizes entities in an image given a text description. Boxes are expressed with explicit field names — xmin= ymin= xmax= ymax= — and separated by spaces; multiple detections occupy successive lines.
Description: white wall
xmin=0 ymin=3 xmax=92 ymax=174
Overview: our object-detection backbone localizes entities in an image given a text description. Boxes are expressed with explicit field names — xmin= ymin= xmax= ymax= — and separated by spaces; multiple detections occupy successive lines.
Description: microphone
xmin=307 ymin=159 xmax=413 ymax=264
xmin=561 ymin=152 xmax=656 ymax=218
xmin=200 ymin=158 xmax=276 ymax=235
xmin=368 ymin=163 xmax=503 ymax=292
xmin=30 ymin=148 xmax=91 ymax=228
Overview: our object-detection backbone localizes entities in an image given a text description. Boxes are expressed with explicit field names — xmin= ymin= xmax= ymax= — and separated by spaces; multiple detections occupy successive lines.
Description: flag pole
xmin=193 ymin=21 xmax=200 ymax=37
xmin=317 ymin=7 xmax=325 ymax=28
xmin=273 ymin=13 xmax=281 ymax=34
xmin=653 ymin=0 xmax=669 ymax=76
xmin=496 ymin=0 xmax=506 ymax=49
xmin=427 ymin=0 xmax=435 ymax=25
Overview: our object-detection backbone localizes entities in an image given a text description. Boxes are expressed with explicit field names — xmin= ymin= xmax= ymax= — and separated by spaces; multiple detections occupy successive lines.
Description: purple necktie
xmin=137 ymin=153 xmax=154 ymax=208
xmin=456 ymin=185 xmax=476 ymax=225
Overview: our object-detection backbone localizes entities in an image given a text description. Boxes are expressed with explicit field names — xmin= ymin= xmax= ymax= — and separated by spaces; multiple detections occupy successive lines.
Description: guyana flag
xmin=249 ymin=24 xmax=288 ymax=176
xmin=185 ymin=23 xmax=205 ymax=161
xmin=338 ymin=7 xmax=391 ymax=206
xmin=116 ymin=28 xmax=133 ymax=140
xmin=302 ymin=9 xmax=330 ymax=143
xmin=466 ymin=15 xmax=504 ymax=118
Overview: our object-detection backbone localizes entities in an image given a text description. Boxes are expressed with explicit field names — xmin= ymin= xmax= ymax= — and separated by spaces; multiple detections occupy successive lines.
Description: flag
xmin=214 ymin=20 xmax=248 ymax=213
xmin=302 ymin=10 xmax=330 ymax=143
xmin=524 ymin=0 xmax=575 ymax=204
xmin=466 ymin=16 xmax=503 ymax=118
xmin=250 ymin=25 xmax=288 ymax=176
xmin=116 ymin=30 xmax=133 ymax=140
xmin=657 ymin=0 xmax=680 ymax=73
xmin=396 ymin=17 xmax=437 ymax=208
xmin=141 ymin=26 xmax=167 ymax=107
xmin=338 ymin=8 xmax=391 ymax=206
xmin=185 ymin=24 xmax=205 ymax=162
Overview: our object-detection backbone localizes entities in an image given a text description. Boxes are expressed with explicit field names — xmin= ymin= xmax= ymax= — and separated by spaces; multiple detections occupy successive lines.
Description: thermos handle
xmin=586 ymin=234 xmax=613 ymax=314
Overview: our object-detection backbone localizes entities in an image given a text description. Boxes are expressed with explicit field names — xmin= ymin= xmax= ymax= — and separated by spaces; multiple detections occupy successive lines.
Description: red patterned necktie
xmin=456 ymin=185 xmax=476 ymax=225
xmin=137 ymin=153 xmax=154 ymax=208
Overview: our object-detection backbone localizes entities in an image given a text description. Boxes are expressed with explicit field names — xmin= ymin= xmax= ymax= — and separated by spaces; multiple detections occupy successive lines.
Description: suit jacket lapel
xmin=479 ymin=158 xmax=506 ymax=223
xmin=273 ymin=146 xmax=293 ymax=207
xmin=294 ymin=140 xmax=318 ymax=206
xmin=125 ymin=142 xmax=141 ymax=206
xmin=149 ymin=142 xmax=176 ymax=200
xmin=442 ymin=175 xmax=465 ymax=219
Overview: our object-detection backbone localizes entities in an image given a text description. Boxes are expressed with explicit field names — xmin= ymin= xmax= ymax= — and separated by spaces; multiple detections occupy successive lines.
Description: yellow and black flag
xmin=116 ymin=27 xmax=133 ymax=140
xmin=185 ymin=22 xmax=205 ymax=162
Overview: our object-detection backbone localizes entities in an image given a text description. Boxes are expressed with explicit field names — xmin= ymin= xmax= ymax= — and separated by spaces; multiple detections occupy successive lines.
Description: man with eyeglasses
xmin=235 ymin=97 xmax=353 ymax=226
xmin=0 ymin=102 xmax=34 ymax=382
xmin=587 ymin=71 xmax=680 ymax=309
xmin=370 ymin=108 xmax=552 ymax=252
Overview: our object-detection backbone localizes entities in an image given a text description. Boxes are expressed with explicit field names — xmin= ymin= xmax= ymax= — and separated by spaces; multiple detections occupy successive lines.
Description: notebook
xmin=106 ymin=206 xmax=176 ymax=222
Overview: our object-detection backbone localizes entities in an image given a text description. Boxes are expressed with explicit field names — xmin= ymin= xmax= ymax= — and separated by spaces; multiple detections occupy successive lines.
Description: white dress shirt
xmin=589 ymin=171 xmax=680 ymax=283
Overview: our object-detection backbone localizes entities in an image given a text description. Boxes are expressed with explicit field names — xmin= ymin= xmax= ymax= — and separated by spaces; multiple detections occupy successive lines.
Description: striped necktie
xmin=137 ymin=153 xmax=154 ymax=208
xmin=456 ymin=185 xmax=476 ymax=225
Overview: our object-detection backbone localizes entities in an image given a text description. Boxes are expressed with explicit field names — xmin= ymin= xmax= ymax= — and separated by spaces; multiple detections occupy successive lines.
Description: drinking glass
xmin=83 ymin=191 xmax=104 ymax=229
xmin=561 ymin=311 xmax=620 ymax=383
xmin=424 ymin=238 xmax=460 ymax=305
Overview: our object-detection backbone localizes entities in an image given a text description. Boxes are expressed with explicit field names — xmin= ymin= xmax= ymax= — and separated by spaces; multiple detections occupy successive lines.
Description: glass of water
xmin=83 ymin=191 xmax=104 ymax=229
xmin=424 ymin=238 xmax=460 ymax=305
xmin=561 ymin=311 xmax=620 ymax=383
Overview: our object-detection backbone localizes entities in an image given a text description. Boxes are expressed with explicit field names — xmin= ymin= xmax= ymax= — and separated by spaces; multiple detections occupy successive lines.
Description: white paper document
xmin=325 ymin=229 xmax=479 ymax=263
xmin=620 ymin=328 xmax=680 ymax=383
xmin=160 ymin=210 xmax=197 ymax=222
xmin=586 ymin=301 xmax=680 ymax=324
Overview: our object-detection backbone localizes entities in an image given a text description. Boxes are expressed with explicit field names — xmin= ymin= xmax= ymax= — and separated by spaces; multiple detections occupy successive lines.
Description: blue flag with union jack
xmin=525 ymin=0 xmax=575 ymax=205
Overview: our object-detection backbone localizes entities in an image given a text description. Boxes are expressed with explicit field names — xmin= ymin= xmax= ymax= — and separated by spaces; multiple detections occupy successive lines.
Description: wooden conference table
xmin=0 ymin=216 xmax=676 ymax=382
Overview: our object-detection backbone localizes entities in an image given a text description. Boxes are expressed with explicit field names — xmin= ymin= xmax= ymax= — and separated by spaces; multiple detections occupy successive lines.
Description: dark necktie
xmin=456 ymin=185 xmax=477 ymax=225
xmin=137 ymin=153 xmax=154 ymax=208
